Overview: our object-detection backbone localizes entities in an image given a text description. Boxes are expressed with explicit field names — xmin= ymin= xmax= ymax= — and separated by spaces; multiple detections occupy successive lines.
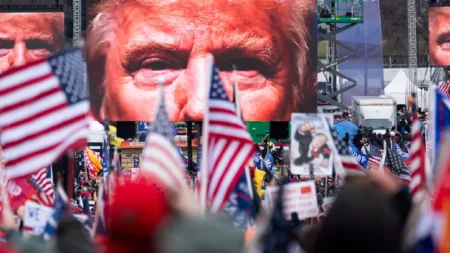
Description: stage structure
xmin=73 ymin=0 xmax=81 ymax=47
xmin=317 ymin=0 xmax=363 ymax=113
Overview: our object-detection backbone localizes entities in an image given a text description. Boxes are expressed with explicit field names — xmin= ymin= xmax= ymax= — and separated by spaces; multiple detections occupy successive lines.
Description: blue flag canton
xmin=48 ymin=49 xmax=87 ymax=105
xmin=210 ymin=65 xmax=230 ymax=101
xmin=368 ymin=144 xmax=382 ymax=158
xmin=330 ymin=128 xmax=351 ymax=156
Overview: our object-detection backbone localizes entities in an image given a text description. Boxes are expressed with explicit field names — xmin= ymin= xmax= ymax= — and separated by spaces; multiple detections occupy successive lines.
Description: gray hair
xmin=87 ymin=0 xmax=317 ymax=119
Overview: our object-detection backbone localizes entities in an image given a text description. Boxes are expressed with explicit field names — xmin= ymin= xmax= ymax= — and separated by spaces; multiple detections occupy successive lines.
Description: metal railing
xmin=318 ymin=55 xmax=430 ymax=68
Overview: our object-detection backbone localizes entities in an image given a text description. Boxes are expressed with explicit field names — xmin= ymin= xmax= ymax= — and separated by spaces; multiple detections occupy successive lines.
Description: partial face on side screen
xmin=0 ymin=13 xmax=64 ymax=73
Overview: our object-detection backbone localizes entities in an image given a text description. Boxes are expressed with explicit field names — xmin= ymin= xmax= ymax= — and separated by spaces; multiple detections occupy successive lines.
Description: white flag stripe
xmin=410 ymin=158 xmax=421 ymax=171
xmin=0 ymin=76 xmax=59 ymax=110
xmin=144 ymin=166 xmax=177 ymax=188
xmin=209 ymin=100 xmax=236 ymax=112
xmin=142 ymin=135 xmax=183 ymax=167
xmin=209 ymin=125 xmax=250 ymax=139
xmin=2 ymin=102 xmax=89 ymax=145
xmin=6 ymin=129 xmax=89 ymax=178
xmin=3 ymin=119 xmax=88 ymax=161
xmin=410 ymin=174 xmax=422 ymax=189
xmin=211 ymin=139 xmax=227 ymax=172
xmin=210 ymin=144 xmax=252 ymax=212
xmin=141 ymin=151 xmax=180 ymax=177
xmin=410 ymin=138 xmax=421 ymax=153
xmin=0 ymin=62 xmax=51 ymax=91
xmin=0 ymin=91 xmax=66 ymax=126
xmin=208 ymin=140 xmax=240 ymax=197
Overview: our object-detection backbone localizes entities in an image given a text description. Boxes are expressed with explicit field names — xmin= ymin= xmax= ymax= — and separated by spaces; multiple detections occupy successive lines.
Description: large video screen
xmin=86 ymin=0 xmax=318 ymax=122
xmin=429 ymin=7 xmax=450 ymax=66
xmin=0 ymin=12 xmax=64 ymax=73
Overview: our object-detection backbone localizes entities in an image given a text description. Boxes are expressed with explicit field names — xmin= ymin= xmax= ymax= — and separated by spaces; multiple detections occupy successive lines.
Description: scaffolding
xmin=317 ymin=0 xmax=364 ymax=112
xmin=407 ymin=0 xmax=417 ymax=103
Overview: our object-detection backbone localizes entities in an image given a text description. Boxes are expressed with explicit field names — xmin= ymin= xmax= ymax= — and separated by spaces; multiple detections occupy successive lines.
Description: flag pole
xmin=67 ymin=150 xmax=75 ymax=202
xmin=379 ymin=141 xmax=387 ymax=175
xmin=199 ymin=55 xmax=214 ymax=213
xmin=233 ymin=65 xmax=241 ymax=118
xmin=92 ymin=181 xmax=103 ymax=233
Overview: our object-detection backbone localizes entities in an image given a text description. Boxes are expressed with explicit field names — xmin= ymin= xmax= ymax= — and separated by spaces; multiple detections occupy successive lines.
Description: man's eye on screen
xmin=216 ymin=58 xmax=274 ymax=78
xmin=0 ymin=40 xmax=14 ymax=56
xmin=141 ymin=59 xmax=179 ymax=71
xmin=26 ymin=40 xmax=53 ymax=57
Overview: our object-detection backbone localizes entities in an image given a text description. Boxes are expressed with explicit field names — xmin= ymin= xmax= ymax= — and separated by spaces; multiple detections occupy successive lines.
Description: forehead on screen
xmin=0 ymin=12 xmax=63 ymax=21
xmin=429 ymin=7 xmax=450 ymax=30
xmin=97 ymin=0 xmax=313 ymax=12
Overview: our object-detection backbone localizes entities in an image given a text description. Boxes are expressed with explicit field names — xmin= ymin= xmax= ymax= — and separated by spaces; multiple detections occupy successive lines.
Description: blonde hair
xmin=87 ymin=0 xmax=317 ymax=118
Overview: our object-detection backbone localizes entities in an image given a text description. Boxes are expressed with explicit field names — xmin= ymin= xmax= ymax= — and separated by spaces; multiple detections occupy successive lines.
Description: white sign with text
xmin=267 ymin=181 xmax=320 ymax=220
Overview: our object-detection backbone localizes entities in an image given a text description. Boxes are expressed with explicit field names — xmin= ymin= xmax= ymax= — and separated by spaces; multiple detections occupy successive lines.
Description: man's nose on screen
xmin=178 ymin=58 xmax=210 ymax=121
xmin=7 ymin=43 xmax=28 ymax=68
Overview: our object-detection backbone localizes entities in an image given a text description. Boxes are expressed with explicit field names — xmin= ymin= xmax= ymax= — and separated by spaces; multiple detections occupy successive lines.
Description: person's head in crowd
xmin=86 ymin=0 xmax=317 ymax=121
xmin=312 ymin=177 xmax=402 ymax=253
xmin=377 ymin=133 xmax=381 ymax=139
xmin=0 ymin=13 xmax=64 ymax=73
xmin=105 ymin=179 xmax=171 ymax=253
xmin=56 ymin=216 xmax=96 ymax=253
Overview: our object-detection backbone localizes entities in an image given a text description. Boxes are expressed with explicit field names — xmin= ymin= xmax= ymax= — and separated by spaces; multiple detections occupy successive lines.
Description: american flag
xmin=367 ymin=144 xmax=383 ymax=158
xmin=410 ymin=113 xmax=427 ymax=203
xmin=200 ymin=60 xmax=254 ymax=213
xmin=368 ymin=156 xmax=382 ymax=169
xmin=140 ymin=84 xmax=187 ymax=190
xmin=439 ymin=80 xmax=450 ymax=99
xmin=330 ymin=128 xmax=366 ymax=175
xmin=384 ymin=143 xmax=412 ymax=184
xmin=29 ymin=166 xmax=54 ymax=207
xmin=0 ymin=48 xmax=89 ymax=179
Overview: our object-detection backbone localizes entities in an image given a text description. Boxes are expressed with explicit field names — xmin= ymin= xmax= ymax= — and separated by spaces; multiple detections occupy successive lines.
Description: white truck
xmin=351 ymin=96 xmax=397 ymax=134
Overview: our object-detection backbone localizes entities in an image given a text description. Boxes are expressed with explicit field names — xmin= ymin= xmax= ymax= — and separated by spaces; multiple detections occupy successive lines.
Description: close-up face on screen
xmin=86 ymin=0 xmax=318 ymax=122
xmin=0 ymin=12 xmax=64 ymax=73
xmin=429 ymin=7 xmax=450 ymax=66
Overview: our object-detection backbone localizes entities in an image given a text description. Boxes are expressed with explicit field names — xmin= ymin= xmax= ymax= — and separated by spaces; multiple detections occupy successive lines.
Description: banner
xmin=24 ymin=201 xmax=87 ymax=236
xmin=348 ymin=143 xmax=368 ymax=168
xmin=1 ymin=179 xmax=39 ymax=211
xmin=266 ymin=181 xmax=320 ymax=220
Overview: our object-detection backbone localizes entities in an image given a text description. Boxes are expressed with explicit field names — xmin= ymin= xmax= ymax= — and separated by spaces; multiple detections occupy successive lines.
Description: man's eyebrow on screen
xmin=120 ymin=32 xmax=277 ymax=67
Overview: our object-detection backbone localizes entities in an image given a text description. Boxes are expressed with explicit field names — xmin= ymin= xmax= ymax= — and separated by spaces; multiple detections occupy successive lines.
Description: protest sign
xmin=267 ymin=181 xmax=320 ymax=220
xmin=23 ymin=201 xmax=52 ymax=236
xmin=290 ymin=114 xmax=334 ymax=176
xmin=24 ymin=201 xmax=89 ymax=236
